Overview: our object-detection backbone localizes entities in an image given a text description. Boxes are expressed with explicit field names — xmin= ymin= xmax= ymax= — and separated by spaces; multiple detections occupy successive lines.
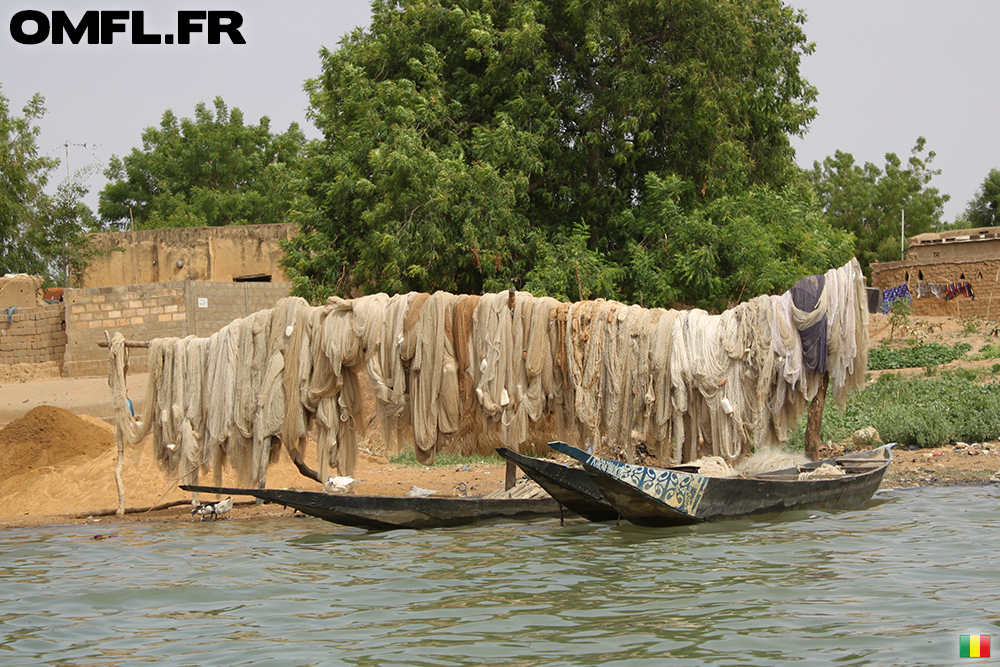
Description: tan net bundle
xmin=107 ymin=259 xmax=870 ymax=487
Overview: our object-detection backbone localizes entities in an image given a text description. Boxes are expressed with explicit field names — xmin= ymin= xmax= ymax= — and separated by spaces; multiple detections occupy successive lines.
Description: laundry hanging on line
xmin=915 ymin=281 xmax=975 ymax=301
xmin=881 ymin=283 xmax=911 ymax=314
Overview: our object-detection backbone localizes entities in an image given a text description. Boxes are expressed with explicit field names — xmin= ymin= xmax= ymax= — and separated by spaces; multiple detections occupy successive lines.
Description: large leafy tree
xmin=0 ymin=84 xmax=103 ymax=285
xmin=284 ymin=0 xmax=822 ymax=303
xmin=0 ymin=85 xmax=58 ymax=275
xmin=615 ymin=175 xmax=855 ymax=310
xmin=99 ymin=97 xmax=305 ymax=230
xmin=959 ymin=168 xmax=1000 ymax=228
xmin=806 ymin=138 xmax=948 ymax=275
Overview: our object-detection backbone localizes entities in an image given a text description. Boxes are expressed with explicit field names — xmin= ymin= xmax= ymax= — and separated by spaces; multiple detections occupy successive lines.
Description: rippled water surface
xmin=1 ymin=484 xmax=998 ymax=666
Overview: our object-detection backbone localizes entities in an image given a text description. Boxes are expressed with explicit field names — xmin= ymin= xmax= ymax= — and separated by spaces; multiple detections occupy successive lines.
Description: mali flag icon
xmin=960 ymin=635 xmax=990 ymax=658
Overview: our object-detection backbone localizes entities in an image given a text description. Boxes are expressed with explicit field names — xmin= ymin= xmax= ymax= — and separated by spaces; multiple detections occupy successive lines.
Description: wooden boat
xmin=495 ymin=447 xmax=620 ymax=522
xmin=179 ymin=484 xmax=567 ymax=530
xmin=547 ymin=441 xmax=892 ymax=527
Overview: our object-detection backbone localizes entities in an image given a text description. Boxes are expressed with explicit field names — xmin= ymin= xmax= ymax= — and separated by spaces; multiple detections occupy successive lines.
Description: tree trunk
xmin=805 ymin=373 xmax=829 ymax=461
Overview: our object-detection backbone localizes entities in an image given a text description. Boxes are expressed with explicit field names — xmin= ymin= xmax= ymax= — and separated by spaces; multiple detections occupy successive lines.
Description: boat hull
xmin=548 ymin=442 xmax=891 ymax=528
xmin=180 ymin=485 xmax=566 ymax=530
xmin=496 ymin=448 xmax=620 ymax=522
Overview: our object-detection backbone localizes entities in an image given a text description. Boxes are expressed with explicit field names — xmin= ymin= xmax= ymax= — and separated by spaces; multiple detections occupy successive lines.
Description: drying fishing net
xmin=107 ymin=259 xmax=870 ymax=487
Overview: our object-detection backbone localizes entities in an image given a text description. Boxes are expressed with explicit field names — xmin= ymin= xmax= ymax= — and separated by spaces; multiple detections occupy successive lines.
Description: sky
xmin=789 ymin=0 xmax=1000 ymax=222
xmin=2 ymin=0 xmax=998 ymax=223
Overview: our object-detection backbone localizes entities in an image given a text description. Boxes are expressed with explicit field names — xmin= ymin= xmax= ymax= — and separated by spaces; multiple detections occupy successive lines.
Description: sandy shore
xmin=1 ymin=404 xmax=996 ymax=532
xmin=4 ymin=311 xmax=1000 ymax=532
xmin=0 ymin=406 xmax=512 ymax=530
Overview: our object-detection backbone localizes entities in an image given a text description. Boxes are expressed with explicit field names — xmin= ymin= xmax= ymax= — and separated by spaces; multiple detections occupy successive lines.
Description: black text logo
xmin=10 ymin=10 xmax=245 ymax=45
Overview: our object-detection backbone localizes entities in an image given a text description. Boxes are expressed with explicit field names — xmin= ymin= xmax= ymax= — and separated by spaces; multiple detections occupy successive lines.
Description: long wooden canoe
xmin=547 ymin=442 xmax=892 ymax=527
xmin=179 ymin=485 xmax=567 ymax=530
xmin=495 ymin=448 xmax=620 ymax=522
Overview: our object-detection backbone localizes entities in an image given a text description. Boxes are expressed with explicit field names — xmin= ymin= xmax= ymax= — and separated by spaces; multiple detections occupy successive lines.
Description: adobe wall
xmin=0 ymin=304 xmax=66 ymax=365
xmin=871 ymin=257 xmax=1000 ymax=319
xmin=82 ymin=223 xmax=296 ymax=288
xmin=908 ymin=227 xmax=1000 ymax=262
xmin=0 ymin=274 xmax=44 ymax=309
xmin=63 ymin=281 xmax=291 ymax=377
xmin=909 ymin=238 xmax=1000 ymax=262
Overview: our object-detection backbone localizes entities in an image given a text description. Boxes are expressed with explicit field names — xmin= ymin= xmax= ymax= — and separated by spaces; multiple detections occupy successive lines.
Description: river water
xmin=1 ymin=484 xmax=997 ymax=666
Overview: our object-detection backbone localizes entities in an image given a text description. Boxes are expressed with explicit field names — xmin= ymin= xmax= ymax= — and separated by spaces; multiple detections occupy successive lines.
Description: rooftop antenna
xmin=61 ymin=141 xmax=102 ymax=177
xmin=901 ymin=209 xmax=905 ymax=260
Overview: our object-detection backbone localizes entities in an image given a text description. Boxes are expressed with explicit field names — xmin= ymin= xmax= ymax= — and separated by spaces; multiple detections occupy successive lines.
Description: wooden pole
xmin=804 ymin=373 xmax=829 ymax=461
xmin=113 ymin=425 xmax=126 ymax=516
xmin=505 ymin=286 xmax=518 ymax=490
xmin=103 ymin=331 xmax=129 ymax=516
xmin=505 ymin=460 xmax=517 ymax=491
xmin=97 ymin=340 xmax=150 ymax=348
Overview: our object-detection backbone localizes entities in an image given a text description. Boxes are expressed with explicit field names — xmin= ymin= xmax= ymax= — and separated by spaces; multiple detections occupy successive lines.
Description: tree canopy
xmin=960 ymin=168 xmax=1000 ymax=228
xmin=0 ymin=83 xmax=103 ymax=285
xmin=806 ymin=138 xmax=948 ymax=275
xmin=0 ymin=85 xmax=59 ymax=276
xmin=283 ymin=0 xmax=832 ymax=305
xmin=98 ymin=97 xmax=305 ymax=230
xmin=616 ymin=175 xmax=854 ymax=310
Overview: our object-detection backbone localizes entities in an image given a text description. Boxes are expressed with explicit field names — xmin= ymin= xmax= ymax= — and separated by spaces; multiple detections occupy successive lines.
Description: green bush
xmin=875 ymin=405 xmax=951 ymax=448
xmin=789 ymin=371 xmax=1000 ymax=448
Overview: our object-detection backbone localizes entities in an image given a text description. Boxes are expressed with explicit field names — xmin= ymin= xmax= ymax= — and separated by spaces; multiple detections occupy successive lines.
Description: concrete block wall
xmin=63 ymin=281 xmax=291 ymax=377
xmin=186 ymin=282 xmax=292 ymax=337
xmin=0 ymin=304 xmax=66 ymax=365
xmin=63 ymin=283 xmax=188 ymax=377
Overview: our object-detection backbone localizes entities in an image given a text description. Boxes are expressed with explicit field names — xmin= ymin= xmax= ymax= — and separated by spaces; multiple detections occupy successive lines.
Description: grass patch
xmin=868 ymin=342 xmax=972 ymax=370
xmin=389 ymin=450 xmax=503 ymax=467
xmin=969 ymin=343 xmax=1000 ymax=361
xmin=789 ymin=371 xmax=1000 ymax=449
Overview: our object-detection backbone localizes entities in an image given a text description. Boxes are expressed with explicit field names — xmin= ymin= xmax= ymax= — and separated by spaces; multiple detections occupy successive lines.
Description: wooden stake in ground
xmin=804 ymin=373 xmax=829 ymax=461
xmin=113 ymin=424 xmax=126 ymax=517
xmin=505 ymin=460 xmax=517 ymax=490
xmin=102 ymin=331 xmax=130 ymax=517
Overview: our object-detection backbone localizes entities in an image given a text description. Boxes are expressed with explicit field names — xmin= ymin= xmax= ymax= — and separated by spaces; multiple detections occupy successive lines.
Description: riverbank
xmin=2 ymin=313 xmax=999 ymax=530
xmin=1 ymin=402 xmax=996 ymax=531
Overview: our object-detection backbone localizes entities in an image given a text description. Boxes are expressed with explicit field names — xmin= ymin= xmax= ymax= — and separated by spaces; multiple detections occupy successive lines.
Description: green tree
xmin=619 ymin=174 xmax=854 ymax=310
xmin=0 ymin=85 xmax=58 ymax=275
xmin=99 ymin=97 xmax=305 ymax=230
xmin=960 ymin=168 xmax=1000 ymax=228
xmin=34 ymin=166 xmax=103 ymax=286
xmin=284 ymin=0 xmax=820 ymax=302
xmin=806 ymin=138 xmax=948 ymax=275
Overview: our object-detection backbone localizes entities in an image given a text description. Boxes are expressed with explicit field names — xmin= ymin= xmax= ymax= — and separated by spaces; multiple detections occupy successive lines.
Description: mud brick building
xmin=870 ymin=227 xmax=1000 ymax=319
xmin=0 ymin=224 xmax=294 ymax=377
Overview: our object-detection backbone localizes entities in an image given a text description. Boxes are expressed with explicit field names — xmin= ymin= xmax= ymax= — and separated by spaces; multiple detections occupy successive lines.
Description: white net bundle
xmin=107 ymin=259 xmax=869 ymax=486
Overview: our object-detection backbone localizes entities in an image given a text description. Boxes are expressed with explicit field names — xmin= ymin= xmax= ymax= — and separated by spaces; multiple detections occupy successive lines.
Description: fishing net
xmin=107 ymin=259 xmax=870 ymax=486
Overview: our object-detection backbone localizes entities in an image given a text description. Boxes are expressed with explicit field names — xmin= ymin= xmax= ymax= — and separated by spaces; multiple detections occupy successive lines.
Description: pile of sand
xmin=0 ymin=406 xmax=240 ymax=521
xmin=0 ymin=406 xmax=113 ymax=482
xmin=0 ymin=407 xmax=333 ymax=524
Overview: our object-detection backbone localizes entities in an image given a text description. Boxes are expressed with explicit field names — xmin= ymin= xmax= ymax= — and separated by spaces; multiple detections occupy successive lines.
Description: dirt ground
xmin=1 ymin=313 xmax=998 ymax=531
xmin=0 ymin=406 xmax=513 ymax=529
